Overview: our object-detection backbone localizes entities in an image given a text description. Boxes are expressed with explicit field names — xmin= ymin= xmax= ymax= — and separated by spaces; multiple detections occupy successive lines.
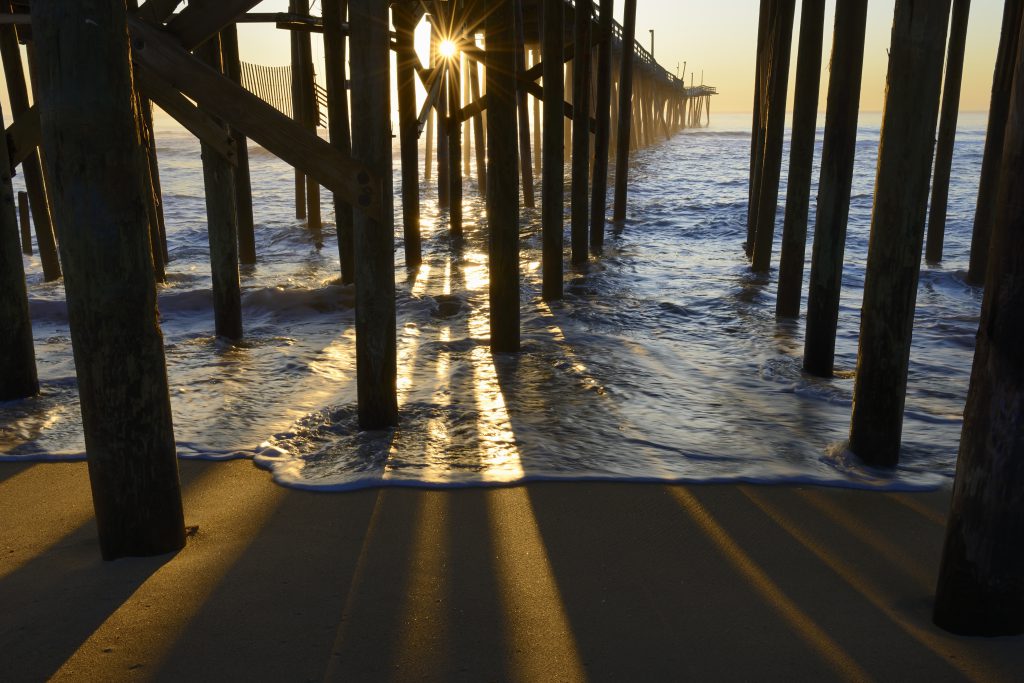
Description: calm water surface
xmin=0 ymin=111 xmax=987 ymax=490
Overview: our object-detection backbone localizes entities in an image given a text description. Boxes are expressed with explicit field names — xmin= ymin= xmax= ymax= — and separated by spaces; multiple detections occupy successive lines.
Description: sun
xmin=438 ymin=39 xmax=458 ymax=59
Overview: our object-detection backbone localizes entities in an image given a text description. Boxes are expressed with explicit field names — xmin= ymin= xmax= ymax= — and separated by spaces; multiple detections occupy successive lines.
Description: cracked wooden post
xmin=570 ymin=0 xmax=592 ymax=266
xmin=612 ymin=0 xmax=637 ymax=223
xmin=31 ymin=0 xmax=185 ymax=559
xmin=590 ymin=0 xmax=614 ymax=254
xmin=802 ymin=0 xmax=868 ymax=377
xmin=0 ymin=17 xmax=60 ymax=282
xmin=394 ymin=2 xmax=422 ymax=267
xmin=0 ymin=101 xmax=37 ymax=401
xmin=750 ymin=0 xmax=796 ymax=273
xmin=324 ymin=0 xmax=356 ymax=284
xmin=542 ymin=0 xmax=564 ymax=301
xmin=350 ymin=0 xmax=398 ymax=428
xmin=848 ymin=0 xmax=952 ymax=467
xmin=775 ymin=0 xmax=825 ymax=318
xmin=933 ymin=12 xmax=1024 ymax=634
xmin=487 ymin=0 xmax=520 ymax=352
xmin=967 ymin=0 xmax=1023 ymax=284
xmin=196 ymin=29 xmax=243 ymax=341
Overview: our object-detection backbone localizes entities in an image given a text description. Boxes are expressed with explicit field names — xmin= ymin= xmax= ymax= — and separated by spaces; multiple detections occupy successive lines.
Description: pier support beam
xmin=802 ymin=0 xmax=868 ymax=377
xmin=395 ymin=4 xmax=422 ymax=267
xmin=746 ymin=0 xmax=771 ymax=257
xmin=448 ymin=46 xmax=464 ymax=239
xmin=221 ymin=23 xmax=257 ymax=265
xmin=926 ymin=0 xmax=971 ymax=263
xmin=848 ymin=0 xmax=951 ymax=467
xmin=776 ymin=0 xmax=825 ymax=318
xmin=513 ymin=0 xmax=535 ymax=209
xmin=487 ymin=0 xmax=520 ymax=352
xmin=934 ymin=15 xmax=1024 ymax=633
xmin=0 ymin=101 xmax=37 ymax=401
xmin=350 ymin=0 xmax=398 ymax=428
xmin=18 ymin=191 xmax=30 ymax=255
xmin=570 ymin=0 xmax=592 ymax=266
xmin=324 ymin=0 xmax=356 ymax=283
xmin=612 ymin=0 xmax=637 ymax=223
xmin=31 ymin=0 xmax=185 ymax=559
xmin=967 ymin=0 xmax=1023 ymax=284
xmin=196 ymin=31 xmax=243 ymax=341
xmin=750 ymin=0 xmax=796 ymax=273
xmin=590 ymin=0 xmax=614 ymax=254
xmin=0 ymin=21 xmax=61 ymax=282
xmin=542 ymin=0 xmax=564 ymax=301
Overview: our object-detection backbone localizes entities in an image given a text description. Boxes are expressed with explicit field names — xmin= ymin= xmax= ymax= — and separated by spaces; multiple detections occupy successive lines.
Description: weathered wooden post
xmin=532 ymin=49 xmax=542 ymax=179
xmin=775 ymin=0 xmax=825 ymax=317
xmin=18 ymin=190 xmax=30 ymax=255
xmin=542 ymin=0 xmax=564 ymax=301
xmin=590 ymin=0 xmax=614 ymax=254
xmin=746 ymin=0 xmax=771 ymax=257
xmin=324 ymin=0 xmax=356 ymax=284
xmin=925 ymin=0 xmax=971 ymax=263
xmin=220 ymin=23 xmax=257 ymax=265
xmin=394 ymin=2 xmax=422 ymax=267
xmin=750 ymin=0 xmax=796 ymax=273
xmin=933 ymin=17 xmax=1024 ymax=634
xmin=196 ymin=30 xmax=243 ymax=341
xmin=463 ymin=53 xmax=472 ymax=179
xmin=967 ymin=0 xmax=1023 ymax=284
xmin=0 ymin=20 xmax=60 ymax=281
xmin=32 ymin=0 xmax=185 ymax=559
xmin=802 ymin=0 xmax=868 ymax=377
xmin=612 ymin=0 xmax=637 ymax=222
xmin=0 ymin=102 xmax=37 ymax=401
xmin=570 ymin=0 xmax=592 ymax=265
xmin=848 ymin=0 xmax=952 ymax=467
xmin=513 ymin=0 xmax=535 ymax=208
xmin=487 ymin=0 xmax=520 ymax=352
xmin=350 ymin=0 xmax=398 ymax=428
xmin=448 ymin=41 xmax=464 ymax=239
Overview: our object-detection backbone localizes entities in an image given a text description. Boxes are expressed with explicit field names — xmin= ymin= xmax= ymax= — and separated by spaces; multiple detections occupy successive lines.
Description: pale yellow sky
xmin=0 ymin=1 xmax=1008 ymax=118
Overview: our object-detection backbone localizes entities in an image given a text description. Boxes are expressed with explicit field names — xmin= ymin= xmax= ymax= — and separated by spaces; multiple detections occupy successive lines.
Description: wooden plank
xmin=135 ymin=0 xmax=181 ymax=23
xmin=134 ymin=65 xmax=238 ymax=166
xmin=129 ymin=16 xmax=381 ymax=221
xmin=165 ymin=0 xmax=262 ymax=50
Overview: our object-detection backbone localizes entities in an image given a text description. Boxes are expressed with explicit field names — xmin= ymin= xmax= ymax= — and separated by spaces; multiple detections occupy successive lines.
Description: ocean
xmin=0 ymin=110 xmax=987 ymax=491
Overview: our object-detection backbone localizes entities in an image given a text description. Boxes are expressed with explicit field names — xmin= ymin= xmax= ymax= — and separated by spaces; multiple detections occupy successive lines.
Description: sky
xmin=0 ymin=1 xmax=1008 ymax=117
xmin=229 ymin=0 xmax=1007 ymax=113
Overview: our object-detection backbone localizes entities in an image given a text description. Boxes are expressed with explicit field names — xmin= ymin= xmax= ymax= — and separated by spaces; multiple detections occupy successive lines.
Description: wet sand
xmin=1 ymin=459 xmax=1021 ymax=682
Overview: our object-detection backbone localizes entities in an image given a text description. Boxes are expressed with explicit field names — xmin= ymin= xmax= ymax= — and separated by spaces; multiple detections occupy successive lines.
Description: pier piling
xmin=934 ymin=13 xmax=1024 ymax=633
xmin=849 ymin=0 xmax=952 ymax=467
xmin=221 ymin=23 xmax=257 ymax=266
xmin=590 ymin=0 xmax=614 ymax=254
xmin=17 ymin=190 xmax=30 ymax=255
xmin=487 ymin=0 xmax=520 ymax=353
xmin=802 ymin=0 xmax=868 ymax=377
xmin=0 ymin=101 xmax=37 ymax=401
xmin=570 ymin=0 xmax=592 ymax=266
xmin=542 ymin=0 xmax=565 ymax=300
xmin=324 ymin=0 xmax=356 ymax=283
xmin=967 ymin=0 xmax=1023 ymax=284
xmin=612 ymin=0 xmax=637 ymax=223
xmin=350 ymin=0 xmax=398 ymax=428
xmin=31 ymin=0 xmax=186 ymax=559
xmin=775 ymin=0 xmax=825 ymax=318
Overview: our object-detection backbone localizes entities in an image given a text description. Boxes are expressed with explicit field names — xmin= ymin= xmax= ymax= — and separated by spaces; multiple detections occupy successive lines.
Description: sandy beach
xmin=1 ymin=459 xmax=1021 ymax=681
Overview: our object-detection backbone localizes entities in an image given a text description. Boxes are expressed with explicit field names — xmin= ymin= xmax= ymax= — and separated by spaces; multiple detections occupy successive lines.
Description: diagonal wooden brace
xmin=128 ymin=17 xmax=382 ymax=221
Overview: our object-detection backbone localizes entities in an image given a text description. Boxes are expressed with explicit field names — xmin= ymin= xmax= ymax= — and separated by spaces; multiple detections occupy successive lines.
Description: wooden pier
xmin=1 ymin=0 xmax=1022 ymax=641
